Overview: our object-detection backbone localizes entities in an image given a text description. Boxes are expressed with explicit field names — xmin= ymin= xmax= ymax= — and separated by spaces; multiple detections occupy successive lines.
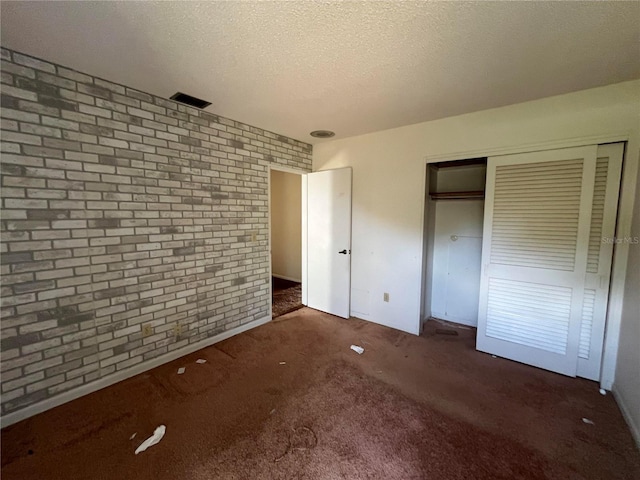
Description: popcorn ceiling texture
xmin=2 ymin=2 xmax=638 ymax=142
xmin=0 ymin=48 xmax=311 ymax=418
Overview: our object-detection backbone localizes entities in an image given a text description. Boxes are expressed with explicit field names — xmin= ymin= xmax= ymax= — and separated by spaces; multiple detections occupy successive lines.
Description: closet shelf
xmin=429 ymin=190 xmax=485 ymax=200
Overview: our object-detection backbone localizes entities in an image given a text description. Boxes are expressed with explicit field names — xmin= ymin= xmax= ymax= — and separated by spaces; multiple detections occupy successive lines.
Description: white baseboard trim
xmin=272 ymin=274 xmax=302 ymax=283
xmin=0 ymin=315 xmax=272 ymax=428
xmin=428 ymin=313 xmax=477 ymax=328
xmin=612 ymin=384 xmax=640 ymax=449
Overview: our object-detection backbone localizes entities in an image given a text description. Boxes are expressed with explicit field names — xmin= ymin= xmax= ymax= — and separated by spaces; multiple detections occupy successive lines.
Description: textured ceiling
xmin=1 ymin=1 xmax=639 ymax=143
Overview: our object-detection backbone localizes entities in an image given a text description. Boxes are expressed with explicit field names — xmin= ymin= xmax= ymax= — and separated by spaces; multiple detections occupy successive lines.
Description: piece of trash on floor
xmin=129 ymin=433 xmax=137 ymax=440
xmin=196 ymin=359 xmax=206 ymax=364
xmin=435 ymin=328 xmax=458 ymax=336
xmin=177 ymin=367 xmax=185 ymax=375
xmin=599 ymin=388 xmax=606 ymax=396
xmin=350 ymin=345 xmax=364 ymax=355
xmin=279 ymin=361 xmax=286 ymax=365
xmin=270 ymin=409 xmax=276 ymax=415
xmin=135 ymin=425 xmax=166 ymax=454
xmin=491 ymin=355 xmax=497 ymax=358
xmin=582 ymin=418 xmax=595 ymax=425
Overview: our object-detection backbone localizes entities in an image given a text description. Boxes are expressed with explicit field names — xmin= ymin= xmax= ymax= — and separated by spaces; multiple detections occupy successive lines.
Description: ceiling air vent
xmin=170 ymin=92 xmax=211 ymax=109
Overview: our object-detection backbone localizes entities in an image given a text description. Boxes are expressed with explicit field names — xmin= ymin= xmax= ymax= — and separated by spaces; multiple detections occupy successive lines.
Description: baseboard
xmin=428 ymin=313 xmax=477 ymax=328
xmin=0 ymin=315 xmax=272 ymax=428
xmin=612 ymin=384 xmax=640 ymax=449
xmin=272 ymin=274 xmax=302 ymax=283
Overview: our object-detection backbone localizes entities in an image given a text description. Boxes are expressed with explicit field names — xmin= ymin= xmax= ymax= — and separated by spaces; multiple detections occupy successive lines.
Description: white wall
xmin=270 ymin=170 xmax=302 ymax=282
xmin=430 ymin=199 xmax=484 ymax=326
xmin=614 ymin=153 xmax=640 ymax=447
xmin=313 ymin=80 xmax=640 ymax=390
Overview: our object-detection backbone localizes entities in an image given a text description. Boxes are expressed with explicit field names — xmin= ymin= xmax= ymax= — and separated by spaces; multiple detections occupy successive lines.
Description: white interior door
xmin=577 ymin=143 xmax=624 ymax=380
xmin=476 ymin=146 xmax=597 ymax=377
xmin=304 ymin=168 xmax=352 ymax=318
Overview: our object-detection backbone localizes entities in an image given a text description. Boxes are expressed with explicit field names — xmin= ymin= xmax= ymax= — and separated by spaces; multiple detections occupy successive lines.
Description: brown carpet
xmin=1 ymin=308 xmax=638 ymax=479
xmin=272 ymin=277 xmax=302 ymax=318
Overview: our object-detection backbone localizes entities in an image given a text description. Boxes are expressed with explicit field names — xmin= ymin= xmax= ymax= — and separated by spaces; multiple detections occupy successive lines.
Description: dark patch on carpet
xmin=436 ymin=328 xmax=459 ymax=336
xmin=272 ymin=277 xmax=302 ymax=318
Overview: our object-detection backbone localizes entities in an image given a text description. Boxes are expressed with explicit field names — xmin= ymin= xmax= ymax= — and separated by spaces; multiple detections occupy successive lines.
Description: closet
xmin=423 ymin=143 xmax=625 ymax=381
xmin=424 ymin=159 xmax=487 ymax=327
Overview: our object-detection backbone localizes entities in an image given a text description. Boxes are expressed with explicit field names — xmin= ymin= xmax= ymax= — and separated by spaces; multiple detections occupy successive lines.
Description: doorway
xmin=270 ymin=168 xmax=303 ymax=318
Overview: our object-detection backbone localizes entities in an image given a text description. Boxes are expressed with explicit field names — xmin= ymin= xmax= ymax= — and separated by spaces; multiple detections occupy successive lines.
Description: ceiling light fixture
xmin=310 ymin=130 xmax=335 ymax=138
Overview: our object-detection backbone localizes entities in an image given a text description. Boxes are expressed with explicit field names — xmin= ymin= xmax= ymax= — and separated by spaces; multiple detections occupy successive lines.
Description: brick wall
xmin=0 ymin=48 xmax=312 ymax=419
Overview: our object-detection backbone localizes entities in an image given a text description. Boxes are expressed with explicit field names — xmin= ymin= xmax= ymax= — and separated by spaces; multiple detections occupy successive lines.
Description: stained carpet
xmin=1 ymin=308 xmax=638 ymax=479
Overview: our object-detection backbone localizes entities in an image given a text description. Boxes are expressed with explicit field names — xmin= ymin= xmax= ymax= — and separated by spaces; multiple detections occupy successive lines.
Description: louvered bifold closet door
xmin=577 ymin=143 xmax=623 ymax=380
xmin=476 ymin=146 xmax=597 ymax=377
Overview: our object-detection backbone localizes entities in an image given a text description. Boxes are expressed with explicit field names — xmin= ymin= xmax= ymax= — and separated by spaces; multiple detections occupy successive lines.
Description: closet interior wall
xmin=424 ymin=161 xmax=487 ymax=327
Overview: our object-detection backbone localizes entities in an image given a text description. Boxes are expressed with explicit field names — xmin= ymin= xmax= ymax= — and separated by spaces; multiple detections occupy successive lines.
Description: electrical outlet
xmin=383 ymin=293 xmax=389 ymax=302
xmin=141 ymin=323 xmax=153 ymax=337
xmin=173 ymin=323 xmax=183 ymax=336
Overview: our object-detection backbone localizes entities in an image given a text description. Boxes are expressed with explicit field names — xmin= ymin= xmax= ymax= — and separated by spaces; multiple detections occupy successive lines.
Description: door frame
xmin=267 ymin=165 xmax=307 ymax=319
xmin=419 ymin=131 xmax=638 ymax=389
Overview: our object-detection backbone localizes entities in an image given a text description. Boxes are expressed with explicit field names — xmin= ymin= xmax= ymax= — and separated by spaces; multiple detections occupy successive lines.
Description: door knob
xmin=338 ymin=249 xmax=349 ymax=254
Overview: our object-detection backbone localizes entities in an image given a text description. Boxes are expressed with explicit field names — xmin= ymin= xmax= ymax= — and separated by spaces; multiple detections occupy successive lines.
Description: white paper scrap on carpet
xmin=350 ymin=345 xmax=364 ymax=354
xmin=196 ymin=359 xmax=207 ymax=364
xmin=135 ymin=425 xmax=166 ymax=454
xmin=177 ymin=367 xmax=185 ymax=374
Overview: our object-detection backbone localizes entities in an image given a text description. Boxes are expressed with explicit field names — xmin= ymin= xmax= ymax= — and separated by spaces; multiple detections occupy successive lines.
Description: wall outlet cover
xmin=142 ymin=324 xmax=153 ymax=337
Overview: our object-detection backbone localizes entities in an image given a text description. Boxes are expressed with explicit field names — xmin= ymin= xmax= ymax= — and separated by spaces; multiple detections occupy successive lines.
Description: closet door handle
xmin=338 ymin=249 xmax=348 ymax=254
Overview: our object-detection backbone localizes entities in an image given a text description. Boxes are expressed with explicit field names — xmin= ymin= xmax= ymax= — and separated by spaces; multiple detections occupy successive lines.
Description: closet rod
xmin=429 ymin=191 xmax=485 ymax=200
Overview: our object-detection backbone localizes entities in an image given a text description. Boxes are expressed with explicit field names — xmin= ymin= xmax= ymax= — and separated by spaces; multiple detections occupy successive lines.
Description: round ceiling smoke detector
xmin=310 ymin=130 xmax=335 ymax=138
